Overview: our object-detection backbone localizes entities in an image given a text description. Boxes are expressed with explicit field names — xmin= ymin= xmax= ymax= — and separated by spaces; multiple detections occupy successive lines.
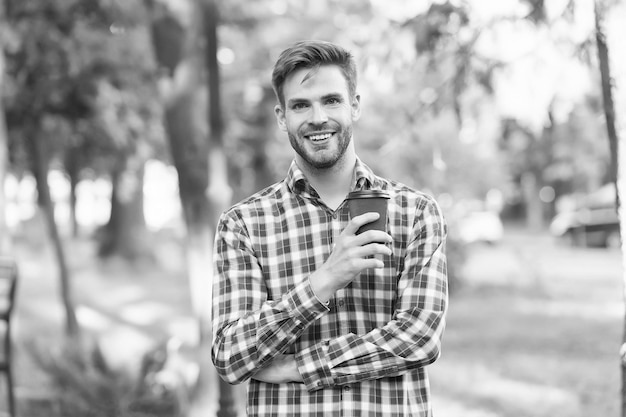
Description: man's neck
xmin=297 ymin=153 xmax=356 ymax=211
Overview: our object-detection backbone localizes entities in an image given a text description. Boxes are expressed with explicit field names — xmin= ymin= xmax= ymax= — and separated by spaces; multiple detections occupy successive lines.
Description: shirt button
xmin=344 ymin=386 xmax=350 ymax=391
xmin=337 ymin=299 xmax=345 ymax=307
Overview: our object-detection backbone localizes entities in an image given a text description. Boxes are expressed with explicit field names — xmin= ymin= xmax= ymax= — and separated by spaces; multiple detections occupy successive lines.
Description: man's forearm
xmin=252 ymin=354 xmax=303 ymax=384
xmin=213 ymin=278 xmax=329 ymax=385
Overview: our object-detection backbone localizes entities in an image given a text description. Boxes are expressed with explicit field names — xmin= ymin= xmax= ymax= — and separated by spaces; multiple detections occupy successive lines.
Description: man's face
xmin=275 ymin=65 xmax=361 ymax=170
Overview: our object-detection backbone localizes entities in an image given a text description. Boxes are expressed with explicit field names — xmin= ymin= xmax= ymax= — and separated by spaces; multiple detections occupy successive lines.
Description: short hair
xmin=271 ymin=40 xmax=358 ymax=108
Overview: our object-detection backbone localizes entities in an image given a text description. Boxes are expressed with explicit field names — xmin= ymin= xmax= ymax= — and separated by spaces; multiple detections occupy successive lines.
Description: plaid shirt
xmin=212 ymin=158 xmax=448 ymax=417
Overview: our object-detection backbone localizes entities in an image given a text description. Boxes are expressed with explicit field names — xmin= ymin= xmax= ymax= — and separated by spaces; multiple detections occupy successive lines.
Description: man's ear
xmin=275 ymin=104 xmax=287 ymax=131
xmin=351 ymin=94 xmax=361 ymax=121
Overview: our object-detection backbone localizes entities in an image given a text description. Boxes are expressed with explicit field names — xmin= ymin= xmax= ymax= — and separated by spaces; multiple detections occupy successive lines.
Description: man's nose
xmin=310 ymin=103 xmax=328 ymax=123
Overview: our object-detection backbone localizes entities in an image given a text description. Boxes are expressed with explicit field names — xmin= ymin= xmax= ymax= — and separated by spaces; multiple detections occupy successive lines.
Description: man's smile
xmin=305 ymin=132 xmax=334 ymax=142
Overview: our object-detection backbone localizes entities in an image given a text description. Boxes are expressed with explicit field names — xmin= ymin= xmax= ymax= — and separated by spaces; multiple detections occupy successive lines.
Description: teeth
xmin=309 ymin=133 xmax=332 ymax=141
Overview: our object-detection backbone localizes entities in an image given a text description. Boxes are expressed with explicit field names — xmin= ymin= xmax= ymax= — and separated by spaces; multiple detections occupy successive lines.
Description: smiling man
xmin=212 ymin=40 xmax=448 ymax=417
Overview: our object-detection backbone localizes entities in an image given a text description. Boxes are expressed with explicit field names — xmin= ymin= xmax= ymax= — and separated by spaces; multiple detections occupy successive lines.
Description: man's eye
xmin=292 ymin=103 xmax=308 ymax=110
xmin=326 ymin=98 xmax=340 ymax=105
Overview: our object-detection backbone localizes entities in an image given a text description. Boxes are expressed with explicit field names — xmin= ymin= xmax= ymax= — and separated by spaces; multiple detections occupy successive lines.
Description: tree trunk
xmin=65 ymin=146 xmax=80 ymax=238
xmin=594 ymin=1 xmax=626 ymax=415
xmin=203 ymin=0 xmax=232 ymax=227
xmin=26 ymin=132 xmax=79 ymax=337
xmin=521 ymin=171 xmax=543 ymax=230
xmin=204 ymin=2 xmax=236 ymax=416
xmin=149 ymin=0 xmax=235 ymax=414
xmin=0 ymin=48 xmax=12 ymax=254
xmin=161 ymin=72 xmax=213 ymax=323
xmin=247 ymin=86 xmax=278 ymax=195
xmin=0 ymin=0 xmax=12 ymax=254
xmin=98 ymin=154 xmax=153 ymax=262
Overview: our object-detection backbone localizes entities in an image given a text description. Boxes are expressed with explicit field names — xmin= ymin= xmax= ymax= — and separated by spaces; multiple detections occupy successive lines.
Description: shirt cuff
xmin=286 ymin=278 xmax=330 ymax=326
xmin=295 ymin=341 xmax=334 ymax=391
xmin=309 ymin=275 xmax=331 ymax=307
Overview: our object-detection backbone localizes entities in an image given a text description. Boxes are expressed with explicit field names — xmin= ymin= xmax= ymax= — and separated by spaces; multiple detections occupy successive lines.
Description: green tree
xmin=66 ymin=1 xmax=163 ymax=260
xmin=147 ymin=0 xmax=235 ymax=414
xmin=0 ymin=1 xmax=12 ymax=254
xmin=4 ymin=0 xmax=161 ymax=334
xmin=593 ymin=0 xmax=626 ymax=413
xmin=4 ymin=0 xmax=84 ymax=336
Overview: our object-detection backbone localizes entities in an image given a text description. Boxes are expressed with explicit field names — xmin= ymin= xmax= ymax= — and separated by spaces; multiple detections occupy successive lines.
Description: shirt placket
xmin=329 ymin=203 xmax=350 ymax=336
xmin=329 ymin=203 xmax=356 ymax=416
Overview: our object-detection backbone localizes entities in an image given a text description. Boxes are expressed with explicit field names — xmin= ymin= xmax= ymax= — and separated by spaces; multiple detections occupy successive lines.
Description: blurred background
xmin=0 ymin=0 xmax=625 ymax=416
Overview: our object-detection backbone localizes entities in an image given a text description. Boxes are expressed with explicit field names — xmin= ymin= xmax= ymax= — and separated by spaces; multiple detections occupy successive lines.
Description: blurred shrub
xmin=27 ymin=339 xmax=189 ymax=417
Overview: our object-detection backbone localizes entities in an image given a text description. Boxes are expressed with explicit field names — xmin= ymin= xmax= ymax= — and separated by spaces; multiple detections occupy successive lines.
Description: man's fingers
xmin=353 ymin=242 xmax=392 ymax=258
xmin=354 ymin=229 xmax=393 ymax=245
xmin=344 ymin=212 xmax=380 ymax=235
xmin=353 ymin=256 xmax=386 ymax=269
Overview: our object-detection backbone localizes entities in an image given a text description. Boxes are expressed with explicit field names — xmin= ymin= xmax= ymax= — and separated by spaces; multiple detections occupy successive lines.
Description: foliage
xmin=1 ymin=0 xmax=617 ymax=282
xmin=28 ymin=339 xmax=188 ymax=417
xmin=4 ymin=0 xmax=164 ymax=178
xmin=1 ymin=0 xmax=611 ymax=196
xmin=3 ymin=0 xmax=611 ymax=213
xmin=213 ymin=0 xmax=606 ymax=208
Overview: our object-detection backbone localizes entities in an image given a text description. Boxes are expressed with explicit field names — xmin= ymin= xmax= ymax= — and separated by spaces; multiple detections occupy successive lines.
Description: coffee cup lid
xmin=346 ymin=190 xmax=390 ymax=199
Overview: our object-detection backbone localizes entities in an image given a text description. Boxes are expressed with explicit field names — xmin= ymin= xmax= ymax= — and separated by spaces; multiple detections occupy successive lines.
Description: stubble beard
xmin=288 ymin=125 xmax=353 ymax=170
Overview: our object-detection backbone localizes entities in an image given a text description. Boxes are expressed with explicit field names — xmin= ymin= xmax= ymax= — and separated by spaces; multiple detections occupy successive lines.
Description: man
xmin=212 ymin=40 xmax=448 ymax=416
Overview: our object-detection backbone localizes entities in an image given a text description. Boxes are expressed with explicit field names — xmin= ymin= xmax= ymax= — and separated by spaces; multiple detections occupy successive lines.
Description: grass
xmin=430 ymin=234 xmax=622 ymax=417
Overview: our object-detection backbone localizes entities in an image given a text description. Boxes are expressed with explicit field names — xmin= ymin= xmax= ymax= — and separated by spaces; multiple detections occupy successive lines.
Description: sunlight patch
xmin=118 ymin=301 xmax=178 ymax=326
xmin=76 ymin=305 xmax=112 ymax=331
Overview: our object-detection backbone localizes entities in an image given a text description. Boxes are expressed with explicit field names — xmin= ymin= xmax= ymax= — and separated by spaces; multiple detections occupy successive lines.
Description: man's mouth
xmin=307 ymin=132 xmax=333 ymax=142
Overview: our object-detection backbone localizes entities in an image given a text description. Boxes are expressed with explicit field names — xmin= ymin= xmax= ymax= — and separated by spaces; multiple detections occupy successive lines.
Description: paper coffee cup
xmin=346 ymin=190 xmax=390 ymax=234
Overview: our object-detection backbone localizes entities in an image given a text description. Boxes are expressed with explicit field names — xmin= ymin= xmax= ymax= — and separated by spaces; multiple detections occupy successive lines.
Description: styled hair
xmin=271 ymin=40 xmax=358 ymax=108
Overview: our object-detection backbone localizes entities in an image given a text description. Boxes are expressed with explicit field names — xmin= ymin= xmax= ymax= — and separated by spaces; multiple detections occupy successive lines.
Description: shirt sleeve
xmin=295 ymin=195 xmax=448 ymax=391
xmin=211 ymin=210 xmax=330 ymax=385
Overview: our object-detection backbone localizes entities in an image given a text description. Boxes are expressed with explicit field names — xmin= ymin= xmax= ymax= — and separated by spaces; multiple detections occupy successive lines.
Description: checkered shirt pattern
xmin=212 ymin=158 xmax=448 ymax=417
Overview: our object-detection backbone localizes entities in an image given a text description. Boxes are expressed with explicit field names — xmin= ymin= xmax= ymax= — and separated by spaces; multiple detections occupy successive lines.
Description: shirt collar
xmin=286 ymin=157 xmax=382 ymax=197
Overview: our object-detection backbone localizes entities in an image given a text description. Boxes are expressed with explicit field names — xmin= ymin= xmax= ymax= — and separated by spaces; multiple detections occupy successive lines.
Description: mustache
xmin=301 ymin=123 xmax=338 ymax=134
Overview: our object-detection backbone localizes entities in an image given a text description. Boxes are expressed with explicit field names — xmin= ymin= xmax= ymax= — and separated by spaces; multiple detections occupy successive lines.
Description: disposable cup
xmin=346 ymin=190 xmax=390 ymax=234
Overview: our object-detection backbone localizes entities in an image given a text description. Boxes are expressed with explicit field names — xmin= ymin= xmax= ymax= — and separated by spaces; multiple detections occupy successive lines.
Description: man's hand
xmin=310 ymin=212 xmax=393 ymax=302
xmin=252 ymin=354 xmax=303 ymax=384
